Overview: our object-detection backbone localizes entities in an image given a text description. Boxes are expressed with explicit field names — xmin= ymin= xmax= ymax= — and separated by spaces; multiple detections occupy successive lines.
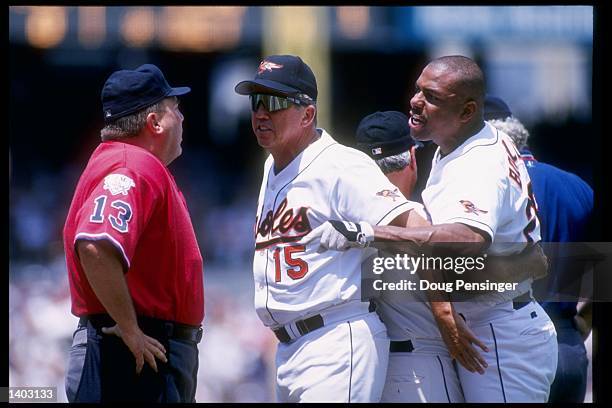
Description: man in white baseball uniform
xmin=354 ymin=111 xmax=542 ymax=402
xmin=308 ymin=56 xmax=558 ymax=402
xmin=234 ymin=55 xmax=426 ymax=402
xmin=354 ymin=110 xmax=465 ymax=403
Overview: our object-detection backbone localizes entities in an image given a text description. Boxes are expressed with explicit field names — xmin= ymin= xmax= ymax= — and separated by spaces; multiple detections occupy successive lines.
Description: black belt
xmin=273 ymin=301 xmax=377 ymax=344
xmin=79 ymin=314 xmax=203 ymax=344
xmin=390 ymin=340 xmax=414 ymax=353
xmin=512 ymin=292 xmax=533 ymax=310
xmin=273 ymin=314 xmax=324 ymax=343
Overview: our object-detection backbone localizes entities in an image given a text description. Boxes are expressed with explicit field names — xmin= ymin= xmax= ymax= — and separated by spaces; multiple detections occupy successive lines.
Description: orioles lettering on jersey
xmin=502 ymin=138 xmax=523 ymax=189
xmin=255 ymin=197 xmax=312 ymax=250
xmin=251 ymin=130 xmax=417 ymax=328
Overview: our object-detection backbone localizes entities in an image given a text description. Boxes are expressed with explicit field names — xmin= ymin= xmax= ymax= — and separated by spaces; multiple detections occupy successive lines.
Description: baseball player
xmin=354 ymin=111 xmax=466 ymax=403
xmin=308 ymin=56 xmax=558 ymax=402
xmin=484 ymin=95 xmax=594 ymax=402
xmin=234 ymin=55 xmax=427 ymax=402
xmin=353 ymin=111 xmax=547 ymax=402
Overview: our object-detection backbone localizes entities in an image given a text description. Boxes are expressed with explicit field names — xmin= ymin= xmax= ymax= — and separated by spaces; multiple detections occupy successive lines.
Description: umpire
xmin=62 ymin=64 xmax=204 ymax=402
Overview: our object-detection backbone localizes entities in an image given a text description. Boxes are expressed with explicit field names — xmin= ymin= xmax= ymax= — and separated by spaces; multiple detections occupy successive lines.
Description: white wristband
xmin=359 ymin=221 xmax=375 ymax=243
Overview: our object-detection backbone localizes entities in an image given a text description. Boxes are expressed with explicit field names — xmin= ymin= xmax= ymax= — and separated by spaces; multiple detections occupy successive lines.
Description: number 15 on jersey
xmin=273 ymin=245 xmax=309 ymax=282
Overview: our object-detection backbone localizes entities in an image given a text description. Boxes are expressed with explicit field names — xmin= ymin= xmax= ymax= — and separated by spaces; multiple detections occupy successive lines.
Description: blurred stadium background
xmin=9 ymin=5 xmax=598 ymax=402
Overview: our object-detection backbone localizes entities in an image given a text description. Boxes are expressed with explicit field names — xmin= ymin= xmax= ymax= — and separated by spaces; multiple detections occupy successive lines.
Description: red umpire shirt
xmin=63 ymin=141 xmax=204 ymax=326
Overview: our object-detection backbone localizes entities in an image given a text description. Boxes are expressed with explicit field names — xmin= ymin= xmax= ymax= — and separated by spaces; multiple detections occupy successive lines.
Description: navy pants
xmin=548 ymin=317 xmax=589 ymax=403
xmin=66 ymin=321 xmax=199 ymax=402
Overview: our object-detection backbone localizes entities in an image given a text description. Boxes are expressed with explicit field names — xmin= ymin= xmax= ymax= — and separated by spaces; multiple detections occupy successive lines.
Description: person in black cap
xmin=63 ymin=64 xmax=204 ymax=402
xmin=483 ymin=95 xmax=513 ymax=122
xmin=235 ymin=54 xmax=319 ymax=164
xmin=235 ymin=55 xmax=433 ymax=402
xmin=355 ymin=111 xmax=422 ymax=199
xmin=355 ymin=110 xmax=467 ymax=402
xmin=485 ymin=95 xmax=594 ymax=403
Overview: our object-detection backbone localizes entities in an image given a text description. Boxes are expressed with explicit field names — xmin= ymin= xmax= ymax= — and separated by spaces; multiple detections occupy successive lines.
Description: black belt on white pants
xmin=273 ymin=301 xmax=377 ymax=344
xmin=512 ymin=292 xmax=534 ymax=310
xmin=390 ymin=340 xmax=414 ymax=353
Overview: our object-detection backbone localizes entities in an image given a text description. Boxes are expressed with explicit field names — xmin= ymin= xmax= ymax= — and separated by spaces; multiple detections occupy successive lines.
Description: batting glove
xmin=298 ymin=220 xmax=375 ymax=251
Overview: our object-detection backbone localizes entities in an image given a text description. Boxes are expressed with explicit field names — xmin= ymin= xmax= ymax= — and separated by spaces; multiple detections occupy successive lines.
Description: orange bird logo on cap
xmin=258 ymin=61 xmax=284 ymax=74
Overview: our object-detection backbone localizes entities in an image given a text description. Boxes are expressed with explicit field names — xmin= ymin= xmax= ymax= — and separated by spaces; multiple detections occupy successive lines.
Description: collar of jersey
xmin=268 ymin=128 xmax=336 ymax=182
xmin=433 ymin=122 xmax=497 ymax=165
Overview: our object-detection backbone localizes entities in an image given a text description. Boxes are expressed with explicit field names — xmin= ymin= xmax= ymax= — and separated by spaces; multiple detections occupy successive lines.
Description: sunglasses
xmin=249 ymin=93 xmax=313 ymax=113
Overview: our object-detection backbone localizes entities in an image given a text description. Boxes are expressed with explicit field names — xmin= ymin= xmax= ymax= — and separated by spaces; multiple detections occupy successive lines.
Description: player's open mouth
xmin=409 ymin=115 xmax=425 ymax=129
xmin=257 ymin=125 xmax=272 ymax=132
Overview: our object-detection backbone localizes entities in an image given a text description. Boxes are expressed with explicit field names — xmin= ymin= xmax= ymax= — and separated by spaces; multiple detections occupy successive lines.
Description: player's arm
xmin=297 ymin=210 xmax=490 ymax=372
xmin=377 ymin=209 xmax=490 ymax=253
xmin=428 ymin=300 xmax=489 ymax=374
xmin=299 ymin=208 xmax=488 ymax=253
xmin=382 ymin=210 xmax=490 ymax=374
xmin=76 ymin=239 xmax=167 ymax=373
xmin=417 ymin=263 xmax=489 ymax=374
xmin=302 ymin=208 xmax=545 ymax=283
xmin=386 ymin=210 xmax=548 ymax=287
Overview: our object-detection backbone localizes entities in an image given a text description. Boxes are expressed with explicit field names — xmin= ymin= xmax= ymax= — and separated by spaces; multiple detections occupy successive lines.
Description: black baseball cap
xmin=355 ymin=111 xmax=422 ymax=159
xmin=484 ymin=95 xmax=512 ymax=121
xmin=234 ymin=55 xmax=317 ymax=102
xmin=101 ymin=64 xmax=191 ymax=123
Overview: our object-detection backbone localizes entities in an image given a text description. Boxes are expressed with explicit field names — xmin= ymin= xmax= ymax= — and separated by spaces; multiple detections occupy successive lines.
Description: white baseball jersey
xmin=423 ymin=122 xmax=541 ymax=253
xmin=373 ymin=210 xmax=465 ymax=403
xmin=421 ymin=122 xmax=557 ymax=402
xmin=253 ymin=129 xmax=418 ymax=328
xmin=371 ymin=199 xmax=445 ymax=341
xmin=375 ymin=265 xmax=450 ymax=340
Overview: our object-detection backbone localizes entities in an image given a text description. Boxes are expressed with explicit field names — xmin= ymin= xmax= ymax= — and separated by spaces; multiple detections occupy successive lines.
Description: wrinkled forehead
xmin=416 ymin=64 xmax=462 ymax=96
xmin=422 ymin=63 xmax=460 ymax=85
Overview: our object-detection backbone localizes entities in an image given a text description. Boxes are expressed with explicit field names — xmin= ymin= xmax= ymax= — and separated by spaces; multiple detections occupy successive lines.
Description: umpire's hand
xmin=102 ymin=324 xmax=168 ymax=374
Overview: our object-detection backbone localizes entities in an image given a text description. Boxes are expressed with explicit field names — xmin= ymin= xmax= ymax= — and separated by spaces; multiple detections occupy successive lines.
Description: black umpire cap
xmin=101 ymin=64 xmax=191 ymax=123
xmin=355 ymin=111 xmax=422 ymax=159
xmin=484 ymin=95 xmax=513 ymax=121
xmin=234 ymin=55 xmax=317 ymax=102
